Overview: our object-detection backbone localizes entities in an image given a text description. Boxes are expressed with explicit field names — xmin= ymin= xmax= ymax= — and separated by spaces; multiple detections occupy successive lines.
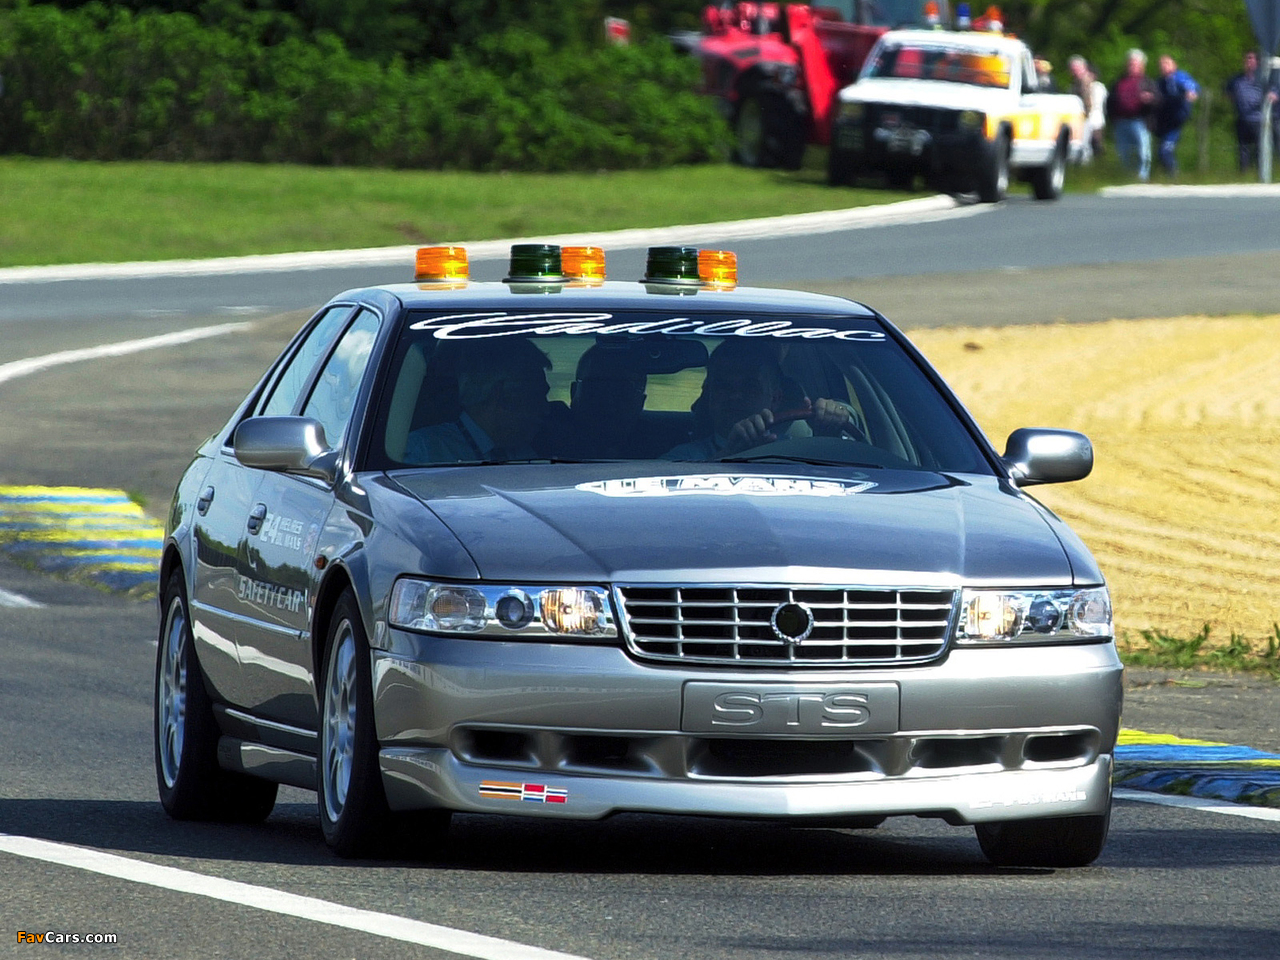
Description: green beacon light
xmin=644 ymin=246 xmax=702 ymax=285
xmin=506 ymin=244 xmax=565 ymax=282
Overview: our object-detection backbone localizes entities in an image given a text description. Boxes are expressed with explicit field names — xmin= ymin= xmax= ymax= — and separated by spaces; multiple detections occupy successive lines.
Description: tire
xmin=886 ymin=166 xmax=915 ymax=191
xmin=318 ymin=590 xmax=451 ymax=857
xmin=975 ymin=790 xmax=1111 ymax=867
xmin=977 ymin=129 xmax=1010 ymax=203
xmin=735 ymin=90 xmax=807 ymax=170
xmin=827 ymin=146 xmax=859 ymax=187
xmin=1031 ymin=133 xmax=1068 ymax=201
xmin=154 ymin=569 xmax=278 ymax=823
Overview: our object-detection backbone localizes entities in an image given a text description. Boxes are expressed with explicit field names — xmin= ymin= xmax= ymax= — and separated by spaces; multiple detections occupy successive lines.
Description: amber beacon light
xmin=561 ymin=246 xmax=606 ymax=283
xmin=415 ymin=246 xmax=469 ymax=282
xmin=698 ymin=249 xmax=738 ymax=288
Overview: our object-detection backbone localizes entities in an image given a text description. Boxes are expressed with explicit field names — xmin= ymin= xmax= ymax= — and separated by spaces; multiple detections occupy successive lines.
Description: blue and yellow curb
xmin=1115 ymin=729 xmax=1280 ymax=808
xmin=0 ymin=485 xmax=162 ymax=597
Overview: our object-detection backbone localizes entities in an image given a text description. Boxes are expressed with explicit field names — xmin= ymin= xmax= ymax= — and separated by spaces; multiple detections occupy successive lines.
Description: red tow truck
xmin=683 ymin=0 xmax=945 ymax=168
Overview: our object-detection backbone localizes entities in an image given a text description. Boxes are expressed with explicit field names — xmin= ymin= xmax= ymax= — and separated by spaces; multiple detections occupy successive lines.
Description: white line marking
xmin=1101 ymin=183 xmax=1280 ymax=198
xmin=1115 ymin=788 xmax=1280 ymax=822
xmin=0 ymin=586 xmax=44 ymax=608
xmin=0 ymin=833 xmax=593 ymax=960
xmin=0 ymin=323 xmax=251 ymax=386
xmin=0 ymin=196 xmax=980 ymax=283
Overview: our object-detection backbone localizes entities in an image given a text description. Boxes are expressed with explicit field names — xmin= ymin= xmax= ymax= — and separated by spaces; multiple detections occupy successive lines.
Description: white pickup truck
xmin=828 ymin=28 xmax=1085 ymax=202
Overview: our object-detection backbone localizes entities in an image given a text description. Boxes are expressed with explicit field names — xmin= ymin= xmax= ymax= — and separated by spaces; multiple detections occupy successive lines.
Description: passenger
xmin=664 ymin=339 xmax=858 ymax=460
xmin=556 ymin=343 xmax=648 ymax=459
xmin=405 ymin=339 xmax=551 ymax=463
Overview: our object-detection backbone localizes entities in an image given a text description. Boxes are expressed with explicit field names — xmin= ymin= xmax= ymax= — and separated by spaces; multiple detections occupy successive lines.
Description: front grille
xmin=616 ymin=586 xmax=954 ymax=666
xmin=868 ymin=104 xmax=958 ymax=133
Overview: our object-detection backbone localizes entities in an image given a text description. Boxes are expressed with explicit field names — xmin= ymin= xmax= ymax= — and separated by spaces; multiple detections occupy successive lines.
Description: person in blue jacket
xmin=1153 ymin=54 xmax=1199 ymax=175
xmin=1226 ymin=51 xmax=1280 ymax=173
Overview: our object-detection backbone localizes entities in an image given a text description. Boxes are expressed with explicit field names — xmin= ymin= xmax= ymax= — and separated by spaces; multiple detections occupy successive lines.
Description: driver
xmin=663 ymin=339 xmax=855 ymax=460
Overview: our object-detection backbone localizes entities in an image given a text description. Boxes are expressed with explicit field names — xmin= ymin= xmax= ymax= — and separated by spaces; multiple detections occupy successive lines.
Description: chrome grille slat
xmin=617 ymin=586 xmax=954 ymax=666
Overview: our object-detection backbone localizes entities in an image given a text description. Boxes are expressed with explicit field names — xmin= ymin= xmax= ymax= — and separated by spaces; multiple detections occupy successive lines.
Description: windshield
xmin=367 ymin=308 xmax=992 ymax=474
xmin=863 ymin=41 xmax=1012 ymax=88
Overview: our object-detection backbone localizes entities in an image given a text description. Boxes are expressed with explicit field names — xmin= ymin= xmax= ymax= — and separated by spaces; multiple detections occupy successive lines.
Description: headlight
xmin=958 ymin=110 xmax=983 ymax=131
xmin=839 ymin=101 xmax=865 ymax=122
xmin=956 ymin=587 xmax=1111 ymax=645
xmin=389 ymin=579 xmax=616 ymax=640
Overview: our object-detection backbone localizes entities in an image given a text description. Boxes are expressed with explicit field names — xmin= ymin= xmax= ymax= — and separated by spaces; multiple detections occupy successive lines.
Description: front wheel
xmin=318 ymin=590 xmax=452 ymax=857
xmin=977 ymin=130 xmax=1010 ymax=203
xmin=975 ymin=793 xmax=1111 ymax=867
xmin=827 ymin=146 xmax=859 ymax=187
xmin=1031 ymin=134 xmax=1068 ymax=200
xmin=154 ymin=569 xmax=277 ymax=822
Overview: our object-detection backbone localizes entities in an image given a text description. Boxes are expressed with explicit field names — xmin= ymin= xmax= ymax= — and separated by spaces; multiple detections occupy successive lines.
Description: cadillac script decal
xmin=410 ymin=312 xmax=887 ymax=341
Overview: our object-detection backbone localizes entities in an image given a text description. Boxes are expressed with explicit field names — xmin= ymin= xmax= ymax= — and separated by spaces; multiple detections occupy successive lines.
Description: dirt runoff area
xmin=908 ymin=314 xmax=1280 ymax=653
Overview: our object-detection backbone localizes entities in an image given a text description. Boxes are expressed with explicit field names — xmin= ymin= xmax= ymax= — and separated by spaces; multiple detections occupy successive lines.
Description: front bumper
xmin=832 ymin=117 xmax=989 ymax=180
xmin=372 ymin=635 xmax=1122 ymax=824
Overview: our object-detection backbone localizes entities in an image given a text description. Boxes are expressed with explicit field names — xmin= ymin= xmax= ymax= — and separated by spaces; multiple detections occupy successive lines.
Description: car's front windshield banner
xmin=409 ymin=312 xmax=887 ymax=342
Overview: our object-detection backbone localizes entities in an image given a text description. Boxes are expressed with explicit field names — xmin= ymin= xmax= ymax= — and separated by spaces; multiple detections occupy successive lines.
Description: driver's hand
xmin=724 ymin=408 xmax=776 ymax=454
xmin=810 ymin=398 xmax=854 ymax=435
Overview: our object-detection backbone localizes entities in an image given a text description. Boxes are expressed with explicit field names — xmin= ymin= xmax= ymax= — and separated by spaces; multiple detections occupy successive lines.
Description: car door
xmin=189 ymin=303 xmax=355 ymax=709
xmin=235 ymin=308 xmax=382 ymax=729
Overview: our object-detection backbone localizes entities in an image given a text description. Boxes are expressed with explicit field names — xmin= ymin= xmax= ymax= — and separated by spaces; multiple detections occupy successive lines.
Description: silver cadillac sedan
xmin=154 ymin=243 xmax=1121 ymax=866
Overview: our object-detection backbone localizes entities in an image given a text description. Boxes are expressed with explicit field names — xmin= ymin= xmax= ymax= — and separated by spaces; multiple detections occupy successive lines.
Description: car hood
xmin=840 ymin=78 xmax=1011 ymax=113
xmin=388 ymin=463 xmax=1080 ymax=587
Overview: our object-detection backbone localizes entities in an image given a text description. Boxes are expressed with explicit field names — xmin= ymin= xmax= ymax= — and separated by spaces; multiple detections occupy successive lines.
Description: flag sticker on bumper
xmin=480 ymin=781 xmax=568 ymax=803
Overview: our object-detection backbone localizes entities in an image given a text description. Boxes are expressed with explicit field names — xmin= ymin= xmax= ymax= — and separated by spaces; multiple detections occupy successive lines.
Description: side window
xmin=1021 ymin=53 xmax=1038 ymax=94
xmin=259 ymin=305 xmax=355 ymax=417
xmin=302 ymin=309 xmax=380 ymax=450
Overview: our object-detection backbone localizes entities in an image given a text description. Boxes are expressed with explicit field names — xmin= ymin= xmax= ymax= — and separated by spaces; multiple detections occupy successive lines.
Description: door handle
xmin=196 ymin=486 xmax=214 ymax=515
xmin=247 ymin=502 xmax=268 ymax=535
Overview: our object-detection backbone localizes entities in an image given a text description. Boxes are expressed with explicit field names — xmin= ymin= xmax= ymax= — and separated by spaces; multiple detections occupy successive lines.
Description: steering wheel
xmin=769 ymin=405 xmax=868 ymax=443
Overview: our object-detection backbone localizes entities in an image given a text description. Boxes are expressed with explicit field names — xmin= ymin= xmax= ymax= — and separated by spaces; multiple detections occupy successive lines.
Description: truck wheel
xmin=735 ymin=91 xmax=806 ymax=170
xmin=975 ymin=790 xmax=1111 ymax=867
xmin=886 ymin=167 xmax=915 ymax=191
xmin=1031 ymin=133 xmax=1068 ymax=200
xmin=827 ymin=146 xmax=859 ymax=186
xmin=977 ymin=130 xmax=1009 ymax=203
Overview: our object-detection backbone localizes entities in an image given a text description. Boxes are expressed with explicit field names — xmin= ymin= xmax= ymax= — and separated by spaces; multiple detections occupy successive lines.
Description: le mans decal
xmin=577 ymin=475 xmax=878 ymax=498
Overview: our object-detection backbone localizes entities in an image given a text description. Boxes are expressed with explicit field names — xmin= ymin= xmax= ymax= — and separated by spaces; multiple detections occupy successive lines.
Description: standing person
xmin=1068 ymin=55 xmax=1107 ymax=163
xmin=1109 ymin=49 xmax=1158 ymax=182
xmin=1153 ymin=54 xmax=1199 ymax=175
xmin=1226 ymin=51 xmax=1280 ymax=173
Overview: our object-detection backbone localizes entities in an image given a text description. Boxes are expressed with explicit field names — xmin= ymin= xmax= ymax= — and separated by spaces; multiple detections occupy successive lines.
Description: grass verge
xmin=0 ymin=156 xmax=923 ymax=268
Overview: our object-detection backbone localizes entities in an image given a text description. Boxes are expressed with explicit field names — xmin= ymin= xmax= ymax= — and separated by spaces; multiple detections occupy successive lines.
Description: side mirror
xmin=1002 ymin=428 xmax=1093 ymax=486
xmin=233 ymin=416 xmax=339 ymax=483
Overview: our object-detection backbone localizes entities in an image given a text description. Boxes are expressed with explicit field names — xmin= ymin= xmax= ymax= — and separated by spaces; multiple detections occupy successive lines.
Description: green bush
xmin=0 ymin=2 xmax=729 ymax=170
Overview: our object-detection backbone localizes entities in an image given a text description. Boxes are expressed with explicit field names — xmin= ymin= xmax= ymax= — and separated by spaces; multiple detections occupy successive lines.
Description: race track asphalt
xmin=3 ymin=187 xmax=1279 ymax=816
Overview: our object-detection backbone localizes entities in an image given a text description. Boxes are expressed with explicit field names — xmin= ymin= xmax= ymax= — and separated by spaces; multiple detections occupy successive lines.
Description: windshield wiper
xmin=715 ymin=454 xmax=885 ymax=468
